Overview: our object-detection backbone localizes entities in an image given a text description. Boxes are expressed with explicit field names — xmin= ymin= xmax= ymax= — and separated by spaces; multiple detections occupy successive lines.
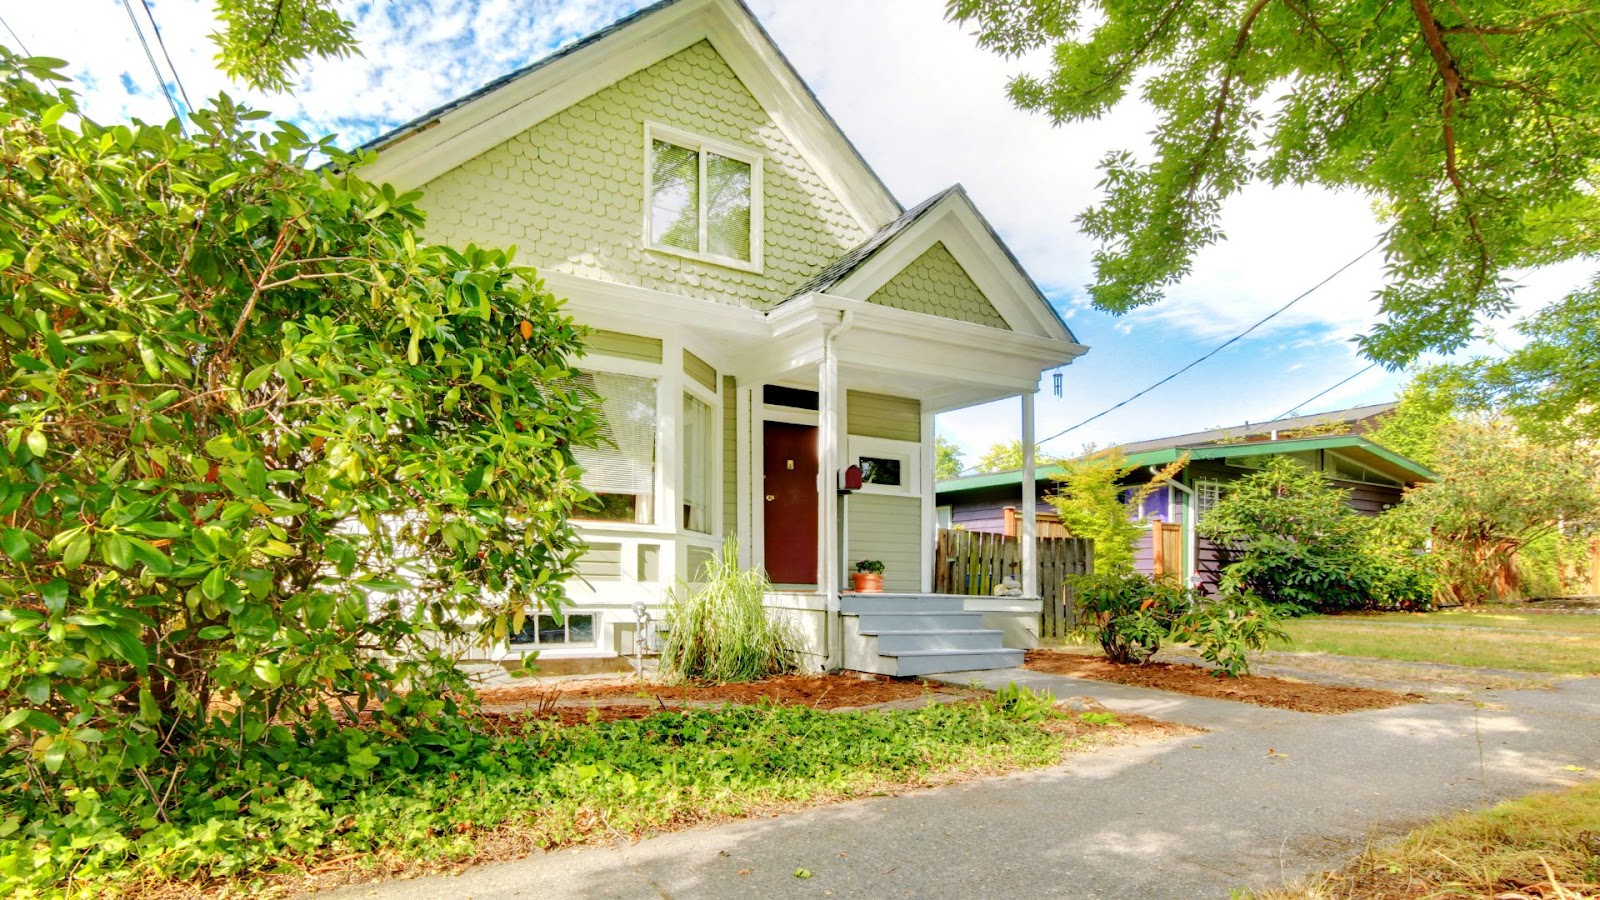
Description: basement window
xmin=510 ymin=612 xmax=597 ymax=647
xmin=647 ymin=124 xmax=763 ymax=271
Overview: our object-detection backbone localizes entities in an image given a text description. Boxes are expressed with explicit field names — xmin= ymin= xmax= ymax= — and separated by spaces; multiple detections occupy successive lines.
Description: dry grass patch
xmin=1263 ymin=780 xmax=1600 ymax=899
xmin=1277 ymin=613 xmax=1600 ymax=675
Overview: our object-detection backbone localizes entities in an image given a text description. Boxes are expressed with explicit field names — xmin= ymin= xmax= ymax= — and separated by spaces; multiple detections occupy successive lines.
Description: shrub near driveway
xmin=0 ymin=696 xmax=1068 ymax=895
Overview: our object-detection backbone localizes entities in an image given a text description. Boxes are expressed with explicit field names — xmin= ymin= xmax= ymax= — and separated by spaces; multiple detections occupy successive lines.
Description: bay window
xmin=572 ymin=370 xmax=657 ymax=524
xmin=681 ymin=392 xmax=714 ymax=533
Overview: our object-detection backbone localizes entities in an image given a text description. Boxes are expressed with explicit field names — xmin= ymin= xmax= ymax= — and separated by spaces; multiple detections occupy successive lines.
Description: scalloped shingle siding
xmin=866 ymin=242 xmax=1010 ymax=329
xmin=417 ymin=41 xmax=872 ymax=309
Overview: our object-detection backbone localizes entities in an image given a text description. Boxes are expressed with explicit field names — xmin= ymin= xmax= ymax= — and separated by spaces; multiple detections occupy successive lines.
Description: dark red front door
xmin=762 ymin=421 xmax=818 ymax=585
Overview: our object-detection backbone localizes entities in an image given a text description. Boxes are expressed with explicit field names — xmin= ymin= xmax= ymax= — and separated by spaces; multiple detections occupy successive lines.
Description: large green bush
xmin=0 ymin=48 xmax=598 ymax=835
xmin=1200 ymin=457 xmax=1429 ymax=613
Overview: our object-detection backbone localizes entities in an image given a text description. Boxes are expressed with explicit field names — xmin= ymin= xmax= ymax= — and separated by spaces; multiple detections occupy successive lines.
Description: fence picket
xmin=934 ymin=529 xmax=1093 ymax=639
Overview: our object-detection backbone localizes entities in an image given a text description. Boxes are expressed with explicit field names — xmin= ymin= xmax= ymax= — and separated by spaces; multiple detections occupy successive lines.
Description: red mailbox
xmin=838 ymin=464 xmax=863 ymax=493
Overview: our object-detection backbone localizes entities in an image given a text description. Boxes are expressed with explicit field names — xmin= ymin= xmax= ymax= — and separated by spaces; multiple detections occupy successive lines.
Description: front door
xmin=762 ymin=421 xmax=818 ymax=585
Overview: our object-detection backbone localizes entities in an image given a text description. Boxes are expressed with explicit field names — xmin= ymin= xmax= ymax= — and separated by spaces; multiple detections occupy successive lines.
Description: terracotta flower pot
xmin=852 ymin=572 xmax=884 ymax=593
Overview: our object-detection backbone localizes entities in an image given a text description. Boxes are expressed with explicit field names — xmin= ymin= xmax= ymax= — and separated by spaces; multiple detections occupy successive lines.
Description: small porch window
xmin=1195 ymin=478 xmax=1225 ymax=520
xmin=572 ymin=371 xmax=657 ymax=524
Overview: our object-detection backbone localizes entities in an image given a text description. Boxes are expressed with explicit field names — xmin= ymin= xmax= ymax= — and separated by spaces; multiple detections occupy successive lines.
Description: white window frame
xmin=849 ymin=436 xmax=921 ymax=498
xmin=1324 ymin=450 xmax=1401 ymax=486
xmin=643 ymin=122 xmax=764 ymax=274
xmin=508 ymin=609 xmax=599 ymax=649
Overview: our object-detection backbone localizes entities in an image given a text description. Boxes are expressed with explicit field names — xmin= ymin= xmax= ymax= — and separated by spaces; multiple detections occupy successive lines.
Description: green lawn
xmin=1276 ymin=610 xmax=1600 ymax=674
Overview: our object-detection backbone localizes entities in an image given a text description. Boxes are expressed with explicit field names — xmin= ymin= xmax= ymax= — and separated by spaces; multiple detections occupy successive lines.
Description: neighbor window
xmin=510 ymin=612 xmax=596 ymax=647
xmin=681 ymin=392 xmax=715 ymax=533
xmin=572 ymin=371 xmax=657 ymax=524
xmin=648 ymin=129 xmax=759 ymax=267
xmin=1195 ymin=479 xmax=1225 ymax=520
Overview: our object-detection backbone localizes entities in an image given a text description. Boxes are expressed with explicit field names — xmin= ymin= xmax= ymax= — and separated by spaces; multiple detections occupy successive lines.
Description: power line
xmin=1271 ymin=362 xmax=1380 ymax=421
xmin=1035 ymin=238 xmax=1384 ymax=448
xmin=138 ymin=0 xmax=195 ymax=116
xmin=119 ymin=0 xmax=185 ymax=128
xmin=0 ymin=13 xmax=32 ymax=57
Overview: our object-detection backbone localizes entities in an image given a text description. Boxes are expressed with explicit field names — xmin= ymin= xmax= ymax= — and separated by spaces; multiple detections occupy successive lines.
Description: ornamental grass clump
xmin=660 ymin=539 xmax=798 ymax=683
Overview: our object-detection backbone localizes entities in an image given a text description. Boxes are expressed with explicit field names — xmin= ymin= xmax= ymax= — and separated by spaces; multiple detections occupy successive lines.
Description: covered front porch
xmin=729 ymin=293 xmax=1083 ymax=672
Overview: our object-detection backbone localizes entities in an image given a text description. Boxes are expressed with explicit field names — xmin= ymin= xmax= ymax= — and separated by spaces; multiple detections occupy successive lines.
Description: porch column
xmin=1021 ymin=391 xmax=1038 ymax=597
xmin=818 ymin=334 xmax=845 ymax=657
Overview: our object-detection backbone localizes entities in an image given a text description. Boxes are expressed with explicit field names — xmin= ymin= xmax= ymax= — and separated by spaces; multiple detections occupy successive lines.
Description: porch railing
xmin=933 ymin=529 xmax=1094 ymax=639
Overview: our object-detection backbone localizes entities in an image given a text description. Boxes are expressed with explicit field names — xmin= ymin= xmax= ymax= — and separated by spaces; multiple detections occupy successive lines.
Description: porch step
xmin=854 ymin=612 xmax=987 ymax=632
xmin=840 ymin=593 xmax=1027 ymax=677
xmin=879 ymin=648 xmax=1025 ymax=678
xmin=870 ymin=628 xmax=1007 ymax=653
xmin=839 ymin=593 xmax=967 ymax=614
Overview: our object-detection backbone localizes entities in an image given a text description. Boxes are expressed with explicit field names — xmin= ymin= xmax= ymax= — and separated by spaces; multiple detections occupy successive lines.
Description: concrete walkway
xmin=328 ymin=676 xmax=1600 ymax=900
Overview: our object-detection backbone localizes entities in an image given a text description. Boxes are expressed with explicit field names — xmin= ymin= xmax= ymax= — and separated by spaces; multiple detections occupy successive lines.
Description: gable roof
xmin=356 ymin=0 xmax=900 ymax=230
xmin=936 ymin=402 xmax=1430 ymax=497
xmin=1115 ymin=402 xmax=1397 ymax=457
xmin=780 ymin=185 xmax=1079 ymax=343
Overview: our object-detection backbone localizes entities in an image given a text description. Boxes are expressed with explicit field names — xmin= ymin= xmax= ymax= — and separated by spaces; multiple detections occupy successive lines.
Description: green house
xmin=363 ymin=0 xmax=1087 ymax=674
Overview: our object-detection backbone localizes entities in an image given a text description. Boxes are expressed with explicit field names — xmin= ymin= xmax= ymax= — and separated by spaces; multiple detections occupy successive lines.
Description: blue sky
xmin=8 ymin=0 xmax=1589 ymax=468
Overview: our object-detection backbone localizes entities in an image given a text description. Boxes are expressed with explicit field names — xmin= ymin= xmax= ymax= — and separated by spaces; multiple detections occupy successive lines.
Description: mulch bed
xmin=476 ymin=672 xmax=962 ymax=724
xmin=1024 ymin=650 xmax=1421 ymax=714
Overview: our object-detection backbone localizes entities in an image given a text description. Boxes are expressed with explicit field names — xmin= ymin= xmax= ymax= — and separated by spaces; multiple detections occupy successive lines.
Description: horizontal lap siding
xmin=847 ymin=494 xmax=922 ymax=593
xmin=845 ymin=392 xmax=922 ymax=591
xmin=577 ymin=542 xmax=623 ymax=579
xmin=1132 ymin=529 xmax=1154 ymax=577
xmin=1332 ymin=480 xmax=1404 ymax=515
xmin=847 ymin=391 xmax=920 ymax=442
xmin=587 ymin=330 xmax=662 ymax=363
xmin=951 ymin=501 xmax=1007 ymax=534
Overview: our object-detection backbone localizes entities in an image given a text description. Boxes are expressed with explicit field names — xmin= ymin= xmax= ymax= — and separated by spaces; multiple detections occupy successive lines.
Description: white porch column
xmin=919 ymin=409 xmax=936 ymax=593
xmin=1021 ymin=391 xmax=1038 ymax=598
xmin=819 ymin=336 xmax=844 ymax=595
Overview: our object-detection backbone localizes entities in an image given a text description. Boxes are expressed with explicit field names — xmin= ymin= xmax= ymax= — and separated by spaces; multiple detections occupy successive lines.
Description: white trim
xmin=360 ymin=0 xmax=899 ymax=231
xmin=848 ymin=435 xmax=921 ymax=498
xmin=643 ymin=121 xmax=765 ymax=274
xmin=760 ymin=405 xmax=820 ymax=427
xmin=1020 ymin=391 xmax=1038 ymax=598
xmin=735 ymin=384 xmax=754 ymax=567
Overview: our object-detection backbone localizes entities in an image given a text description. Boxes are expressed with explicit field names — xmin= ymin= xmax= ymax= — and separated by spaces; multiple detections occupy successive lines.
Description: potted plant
xmin=852 ymin=559 xmax=885 ymax=593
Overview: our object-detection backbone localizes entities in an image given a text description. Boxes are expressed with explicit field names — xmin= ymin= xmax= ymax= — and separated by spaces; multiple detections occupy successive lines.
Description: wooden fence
xmin=933 ymin=529 xmax=1093 ymax=639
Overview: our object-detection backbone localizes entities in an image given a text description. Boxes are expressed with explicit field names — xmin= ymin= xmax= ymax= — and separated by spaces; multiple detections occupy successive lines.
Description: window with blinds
xmin=681 ymin=392 xmax=714 ymax=533
xmin=647 ymin=129 xmax=759 ymax=267
xmin=571 ymin=371 xmax=657 ymax=524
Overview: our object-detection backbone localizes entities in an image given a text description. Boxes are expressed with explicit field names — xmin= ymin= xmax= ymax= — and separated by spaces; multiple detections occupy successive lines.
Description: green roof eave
xmin=935 ymin=464 xmax=1066 ymax=495
xmin=1126 ymin=435 xmax=1436 ymax=482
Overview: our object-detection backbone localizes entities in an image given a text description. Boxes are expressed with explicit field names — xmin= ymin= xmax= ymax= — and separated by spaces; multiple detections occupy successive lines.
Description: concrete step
xmin=882 ymin=648 xmax=1026 ymax=678
xmin=839 ymin=594 xmax=967 ymax=614
xmin=852 ymin=612 xmax=987 ymax=632
xmin=872 ymin=629 xmax=1008 ymax=653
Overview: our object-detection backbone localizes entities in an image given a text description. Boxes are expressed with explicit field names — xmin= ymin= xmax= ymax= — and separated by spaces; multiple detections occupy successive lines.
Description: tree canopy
xmin=947 ymin=0 xmax=1600 ymax=366
xmin=211 ymin=0 xmax=358 ymax=92
xmin=976 ymin=439 xmax=1025 ymax=473
xmin=935 ymin=436 xmax=965 ymax=480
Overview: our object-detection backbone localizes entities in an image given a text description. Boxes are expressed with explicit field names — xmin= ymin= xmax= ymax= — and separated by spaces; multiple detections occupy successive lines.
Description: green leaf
xmin=24 ymin=430 xmax=46 ymax=457
xmin=202 ymin=566 xmax=229 ymax=600
xmin=197 ymin=625 xmax=231 ymax=640
xmin=253 ymin=659 xmax=281 ymax=687
xmin=61 ymin=532 xmax=90 ymax=570
xmin=0 ymin=709 xmax=31 ymax=732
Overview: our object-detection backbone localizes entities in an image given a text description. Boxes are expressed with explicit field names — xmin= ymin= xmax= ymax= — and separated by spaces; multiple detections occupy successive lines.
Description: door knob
xmin=766 ymin=494 xmax=775 ymax=501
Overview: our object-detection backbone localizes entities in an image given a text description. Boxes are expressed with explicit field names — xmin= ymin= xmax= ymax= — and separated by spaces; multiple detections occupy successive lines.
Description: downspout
xmin=822 ymin=309 xmax=854 ymax=671
xmin=1162 ymin=468 xmax=1199 ymax=587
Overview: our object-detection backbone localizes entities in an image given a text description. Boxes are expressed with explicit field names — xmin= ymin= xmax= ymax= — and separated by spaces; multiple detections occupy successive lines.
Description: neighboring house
xmin=361 ymin=0 xmax=1087 ymax=674
xmin=935 ymin=403 xmax=1436 ymax=592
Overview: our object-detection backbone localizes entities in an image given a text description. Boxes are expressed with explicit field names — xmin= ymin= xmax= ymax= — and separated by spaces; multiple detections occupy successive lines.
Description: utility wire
xmin=1035 ymin=238 xmax=1384 ymax=449
xmin=119 ymin=0 xmax=185 ymax=128
xmin=138 ymin=0 xmax=195 ymax=116
xmin=1271 ymin=362 xmax=1380 ymax=421
xmin=1 ymin=13 xmax=32 ymax=56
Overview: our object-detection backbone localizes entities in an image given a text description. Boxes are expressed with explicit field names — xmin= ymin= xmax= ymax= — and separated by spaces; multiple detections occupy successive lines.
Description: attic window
xmin=647 ymin=125 xmax=762 ymax=271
